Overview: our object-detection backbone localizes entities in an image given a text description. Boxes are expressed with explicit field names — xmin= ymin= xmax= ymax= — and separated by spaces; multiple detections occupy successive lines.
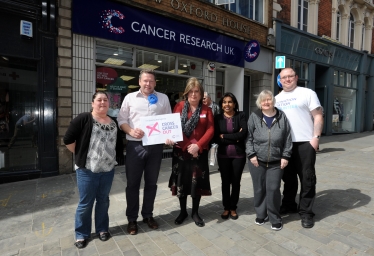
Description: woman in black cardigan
xmin=214 ymin=92 xmax=248 ymax=220
xmin=64 ymin=91 xmax=124 ymax=249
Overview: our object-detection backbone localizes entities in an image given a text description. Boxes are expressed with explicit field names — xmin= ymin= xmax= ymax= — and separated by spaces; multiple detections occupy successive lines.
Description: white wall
xmin=225 ymin=67 xmax=244 ymax=110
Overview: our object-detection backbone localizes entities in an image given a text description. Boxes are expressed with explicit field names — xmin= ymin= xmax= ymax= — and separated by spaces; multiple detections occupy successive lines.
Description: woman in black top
xmin=214 ymin=92 xmax=248 ymax=220
xmin=64 ymin=92 xmax=123 ymax=249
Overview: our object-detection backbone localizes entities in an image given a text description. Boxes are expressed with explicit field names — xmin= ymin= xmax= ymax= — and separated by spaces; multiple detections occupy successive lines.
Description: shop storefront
xmin=274 ymin=21 xmax=374 ymax=135
xmin=71 ymin=0 xmax=259 ymax=116
xmin=61 ymin=0 xmax=273 ymax=170
xmin=0 ymin=1 xmax=58 ymax=183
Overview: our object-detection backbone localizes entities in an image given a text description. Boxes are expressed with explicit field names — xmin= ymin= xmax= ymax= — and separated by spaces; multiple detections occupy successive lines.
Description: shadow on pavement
xmin=318 ymin=147 xmax=345 ymax=153
xmin=281 ymin=188 xmax=371 ymax=224
xmin=315 ymin=188 xmax=371 ymax=220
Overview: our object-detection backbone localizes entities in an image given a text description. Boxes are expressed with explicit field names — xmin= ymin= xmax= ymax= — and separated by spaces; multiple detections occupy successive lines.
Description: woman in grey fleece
xmin=246 ymin=90 xmax=292 ymax=231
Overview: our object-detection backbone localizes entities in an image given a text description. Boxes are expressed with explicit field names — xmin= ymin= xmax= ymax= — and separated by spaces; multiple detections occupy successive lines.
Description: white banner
xmin=140 ymin=113 xmax=183 ymax=146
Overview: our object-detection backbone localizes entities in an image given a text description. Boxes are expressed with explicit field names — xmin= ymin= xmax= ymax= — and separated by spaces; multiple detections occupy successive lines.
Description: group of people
xmin=63 ymin=67 xmax=323 ymax=249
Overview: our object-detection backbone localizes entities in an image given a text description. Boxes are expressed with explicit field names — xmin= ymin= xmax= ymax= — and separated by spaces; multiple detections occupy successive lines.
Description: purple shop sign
xmin=72 ymin=0 xmax=245 ymax=67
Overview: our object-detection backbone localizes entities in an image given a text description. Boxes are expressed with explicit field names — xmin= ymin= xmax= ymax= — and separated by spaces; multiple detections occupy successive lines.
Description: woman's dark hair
xmin=219 ymin=92 xmax=239 ymax=113
xmin=92 ymin=91 xmax=108 ymax=102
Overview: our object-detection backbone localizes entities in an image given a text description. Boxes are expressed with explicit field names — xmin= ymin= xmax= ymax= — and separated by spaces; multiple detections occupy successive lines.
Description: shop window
xmin=298 ymin=0 xmax=308 ymax=32
xmin=96 ymin=41 xmax=204 ymax=115
xmin=216 ymin=71 xmax=224 ymax=85
xmin=333 ymin=70 xmax=338 ymax=84
xmin=0 ymin=57 xmax=38 ymax=173
xmin=285 ymin=58 xmax=292 ymax=68
xmin=303 ymin=63 xmax=308 ymax=79
xmin=352 ymin=75 xmax=357 ymax=88
xmin=219 ymin=0 xmax=264 ymax=23
xmin=339 ymin=72 xmax=345 ymax=87
xmin=294 ymin=61 xmax=301 ymax=78
xmin=136 ymin=50 xmax=176 ymax=73
xmin=96 ymin=43 xmax=133 ymax=67
xmin=332 ymin=87 xmax=356 ymax=133
xmin=178 ymin=57 xmax=203 ymax=77
xmin=345 ymin=73 xmax=352 ymax=87
xmin=216 ymin=71 xmax=225 ymax=103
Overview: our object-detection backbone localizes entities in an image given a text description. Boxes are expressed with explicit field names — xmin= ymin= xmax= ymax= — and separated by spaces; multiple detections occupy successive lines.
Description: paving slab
xmin=1 ymin=131 xmax=374 ymax=255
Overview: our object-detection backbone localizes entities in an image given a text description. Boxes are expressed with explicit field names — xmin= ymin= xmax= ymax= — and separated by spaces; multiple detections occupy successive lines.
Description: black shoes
xmin=175 ymin=212 xmax=188 ymax=225
xmin=192 ymin=213 xmax=205 ymax=227
xmin=255 ymin=216 xmax=269 ymax=225
xmin=127 ymin=221 xmax=138 ymax=235
xmin=221 ymin=210 xmax=229 ymax=220
xmin=271 ymin=223 xmax=283 ymax=231
xmin=230 ymin=210 xmax=239 ymax=220
xmin=279 ymin=205 xmax=298 ymax=215
xmin=301 ymin=216 xmax=315 ymax=228
xmin=74 ymin=239 xmax=87 ymax=249
xmin=99 ymin=232 xmax=110 ymax=241
xmin=143 ymin=217 xmax=159 ymax=229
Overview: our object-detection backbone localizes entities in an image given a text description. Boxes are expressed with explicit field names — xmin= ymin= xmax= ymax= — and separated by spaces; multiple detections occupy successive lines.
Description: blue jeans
xmin=75 ymin=168 xmax=114 ymax=240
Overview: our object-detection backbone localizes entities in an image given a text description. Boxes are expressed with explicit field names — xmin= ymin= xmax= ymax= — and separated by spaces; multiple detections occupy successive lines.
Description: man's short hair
xmin=139 ymin=69 xmax=156 ymax=80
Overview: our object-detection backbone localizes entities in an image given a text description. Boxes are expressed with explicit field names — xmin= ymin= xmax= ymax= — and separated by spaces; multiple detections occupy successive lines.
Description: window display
xmin=0 ymin=57 xmax=38 ymax=172
xmin=332 ymin=87 xmax=356 ymax=133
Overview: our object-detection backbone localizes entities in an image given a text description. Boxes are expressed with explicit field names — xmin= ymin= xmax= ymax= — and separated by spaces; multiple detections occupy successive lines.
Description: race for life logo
xmin=244 ymin=40 xmax=260 ymax=62
xmin=100 ymin=10 xmax=125 ymax=34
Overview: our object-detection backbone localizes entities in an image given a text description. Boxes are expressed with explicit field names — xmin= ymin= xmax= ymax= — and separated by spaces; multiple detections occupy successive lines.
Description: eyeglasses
xmin=280 ymin=74 xmax=296 ymax=80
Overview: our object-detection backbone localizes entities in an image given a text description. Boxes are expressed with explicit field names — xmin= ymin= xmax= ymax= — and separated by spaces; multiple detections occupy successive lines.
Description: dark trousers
xmin=217 ymin=157 xmax=246 ymax=210
xmin=249 ymin=164 xmax=283 ymax=224
xmin=125 ymin=141 xmax=163 ymax=221
xmin=282 ymin=142 xmax=317 ymax=217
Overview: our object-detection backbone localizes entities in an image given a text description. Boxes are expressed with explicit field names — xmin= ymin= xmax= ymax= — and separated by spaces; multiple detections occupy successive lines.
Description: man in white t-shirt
xmin=275 ymin=67 xmax=323 ymax=229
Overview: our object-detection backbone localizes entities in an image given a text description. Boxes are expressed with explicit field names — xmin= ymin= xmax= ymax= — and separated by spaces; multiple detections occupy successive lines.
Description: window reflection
xmin=332 ymin=87 xmax=356 ymax=133
xmin=0 ymin=57 xmax=38 ymax=172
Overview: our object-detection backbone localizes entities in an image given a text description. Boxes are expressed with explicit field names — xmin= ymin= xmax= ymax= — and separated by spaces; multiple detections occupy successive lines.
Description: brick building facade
xmin=273 ymin=0 xmax=374 ymax=135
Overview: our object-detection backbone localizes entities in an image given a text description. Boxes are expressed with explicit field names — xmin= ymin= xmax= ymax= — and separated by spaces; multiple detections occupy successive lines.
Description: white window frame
xmin=220 ymin=0 xmax=266 ymax=24
xmin=291 ymin=0 xmax=318 ymax=34
xmin=336 ymin=11 xmax=341 ymax=41
xmin=297 ymin=0 xmax=308 ymax=31
xmin=349 ymin=14 xmax=355 ymax=48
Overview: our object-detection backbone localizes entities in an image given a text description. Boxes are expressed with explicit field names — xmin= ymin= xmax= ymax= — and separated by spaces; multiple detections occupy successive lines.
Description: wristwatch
xmin=313 ymin=135 xmax=321 ymax=139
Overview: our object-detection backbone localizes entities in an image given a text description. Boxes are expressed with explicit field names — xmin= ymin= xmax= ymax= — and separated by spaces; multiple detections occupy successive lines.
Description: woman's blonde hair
xmin=182 ymin=77 xmax=204 ymax=102
xmin=256 ymin=90 xmax=276 ymax=109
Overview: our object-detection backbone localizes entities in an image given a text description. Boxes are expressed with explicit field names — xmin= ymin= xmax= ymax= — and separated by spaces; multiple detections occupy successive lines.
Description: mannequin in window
xmin=339 ymin=103 xmax=344 ymax=121
xmin=333 ymin=98 xmax=341 ymax=115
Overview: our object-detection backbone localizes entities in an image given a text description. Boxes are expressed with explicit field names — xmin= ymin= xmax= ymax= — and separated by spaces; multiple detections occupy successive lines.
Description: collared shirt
xmin=117 ymin=90 xmax=171 ymax=141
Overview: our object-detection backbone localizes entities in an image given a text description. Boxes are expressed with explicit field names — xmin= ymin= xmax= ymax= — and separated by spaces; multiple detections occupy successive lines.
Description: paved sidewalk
xmin=1 ymin=132 xmax=374 ymax=256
